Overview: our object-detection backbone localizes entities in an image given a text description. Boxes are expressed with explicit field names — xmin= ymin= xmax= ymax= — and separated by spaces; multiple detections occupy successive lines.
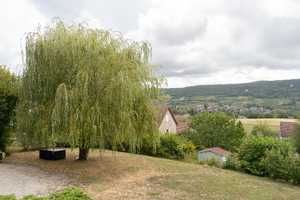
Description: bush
xmin=48 ymin=187 xmax=92 ymax=200
xmin=179 ymin=140 xmax=196 ymax=155
xmin=22 ymin=196 xmax=47 ymax=200
xmin=0 ymin=66 xmax=18 ymax=152
xmin=139 ymin=133 xmax=160 ymax=156
xmin=158 ymin=134 xmax=195 ymax=160
xmin=262 ymin=149 xmax=291 ymax=180
xmin=224 ymin=135 xmax=300 ymax=185
xmin=293 ymin=123 xmax=300 ymax=154
xmin=288 ymin=156 xmax=300 ymax=184
xmin=199 ymin=158 xmax=223 ymax=168
xmin=104 ymin=132 xmax=195 ymax=160
xmin=224 ymin=153 xmax=241 ymax=170
xmin=263 ymin=149 xmax=300 ymax=184
xmin=0 ymin=196 xmax=16 ymax=200
xmin=0 ymin=187 xmax=91 ymax=200
xmin=238 ymin=136 xmax=294 ymax=176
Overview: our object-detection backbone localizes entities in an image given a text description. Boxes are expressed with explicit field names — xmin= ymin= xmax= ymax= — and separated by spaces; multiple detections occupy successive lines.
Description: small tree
xmin=17 ymin=21 xmax=162 ymax=160
xmin=188 ymin=112 xmax=245 ymax=151
xmin=0 ymin=66 xmax=18 ymax=152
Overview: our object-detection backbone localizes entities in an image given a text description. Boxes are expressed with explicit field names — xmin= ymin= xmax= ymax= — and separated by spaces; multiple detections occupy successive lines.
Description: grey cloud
xmin=260 ymin=18 xmax=300 ymax=61
xmin=152 ymin=18 xmax=207 ymax=46
xmin=154 ymin=55 xmax=214 ymax=78
xmin=262 ymin=18 xmax=300 ymax=48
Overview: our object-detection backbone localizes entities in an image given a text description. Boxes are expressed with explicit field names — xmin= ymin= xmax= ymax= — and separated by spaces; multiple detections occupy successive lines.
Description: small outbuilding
xmin=198 ymin=147 xmax=231 ymax=163
xmin=279 ymin=121 xmax=297 ymax=139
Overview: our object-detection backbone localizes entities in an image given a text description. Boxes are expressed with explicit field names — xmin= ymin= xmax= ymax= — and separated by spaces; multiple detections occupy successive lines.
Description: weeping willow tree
xmin=16 ymin=21 xmax=163 ymax=160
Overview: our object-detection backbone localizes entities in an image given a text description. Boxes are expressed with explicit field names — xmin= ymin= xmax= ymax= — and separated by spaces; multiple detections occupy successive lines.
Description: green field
xmin=4 ymin=150 xmax=300 ymax=200
xmin=239 ymin=118 xmax=297 ymax=134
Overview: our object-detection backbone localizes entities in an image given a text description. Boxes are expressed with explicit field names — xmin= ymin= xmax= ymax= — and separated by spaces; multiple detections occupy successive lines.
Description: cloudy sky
xmin=1 ymin=0 xmax=300 ymax=88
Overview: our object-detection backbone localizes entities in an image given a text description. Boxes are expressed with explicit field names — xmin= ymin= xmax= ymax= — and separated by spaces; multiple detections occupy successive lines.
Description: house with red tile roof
xmin=176 ymin=122 xmax=190 ymax=133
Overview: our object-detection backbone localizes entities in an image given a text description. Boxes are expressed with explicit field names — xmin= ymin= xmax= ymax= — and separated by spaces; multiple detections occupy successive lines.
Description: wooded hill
xmin=165 ymin=79 xmax=300 ymax=99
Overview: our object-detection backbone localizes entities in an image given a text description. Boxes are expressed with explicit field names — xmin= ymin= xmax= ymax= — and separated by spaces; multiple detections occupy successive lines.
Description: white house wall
xmin=159 ymin=110 xmax=177 ymax=134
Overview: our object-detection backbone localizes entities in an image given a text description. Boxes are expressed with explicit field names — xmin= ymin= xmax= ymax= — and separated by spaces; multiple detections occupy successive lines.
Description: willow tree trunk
xmin=79 ymin=148 xmax=89 ymax=160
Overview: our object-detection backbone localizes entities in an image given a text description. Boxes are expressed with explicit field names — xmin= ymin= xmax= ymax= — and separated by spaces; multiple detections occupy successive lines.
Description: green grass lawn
xmin=238 ymin=118 xmax=297 ymax=134
xmin=4 ymin=150 xmax=300 ymax=200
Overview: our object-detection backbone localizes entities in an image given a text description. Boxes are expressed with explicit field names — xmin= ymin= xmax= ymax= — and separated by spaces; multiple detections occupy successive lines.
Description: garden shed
xmin=198 ymin=147 xmax=231 ymax=163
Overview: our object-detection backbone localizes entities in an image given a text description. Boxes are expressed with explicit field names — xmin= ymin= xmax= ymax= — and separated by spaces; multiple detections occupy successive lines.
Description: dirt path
xmin=0 ymin=163 xmax=72 ymax=198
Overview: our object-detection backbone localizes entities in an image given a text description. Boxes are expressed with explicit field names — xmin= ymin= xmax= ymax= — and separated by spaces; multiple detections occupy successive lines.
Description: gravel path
xmin=0 ymin=163 xmax=72 ymax=198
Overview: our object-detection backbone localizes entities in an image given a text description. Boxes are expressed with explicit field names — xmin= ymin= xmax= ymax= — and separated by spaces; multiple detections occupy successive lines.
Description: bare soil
xmin=0 ymin=162 xmax=72 ymax=198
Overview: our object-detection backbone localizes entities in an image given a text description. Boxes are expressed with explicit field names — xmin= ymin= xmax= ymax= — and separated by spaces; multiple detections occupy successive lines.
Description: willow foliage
xmin=17 ymin=21 xmax=162 ymax=154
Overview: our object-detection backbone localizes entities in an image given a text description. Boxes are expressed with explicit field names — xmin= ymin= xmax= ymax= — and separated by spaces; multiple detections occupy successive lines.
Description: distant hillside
xmin=165 ymin=79 xmax=300 ymax=99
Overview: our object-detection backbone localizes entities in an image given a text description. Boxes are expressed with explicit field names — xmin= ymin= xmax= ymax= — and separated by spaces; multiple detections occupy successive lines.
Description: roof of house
xmin=176 ymin=122 xmax=190 ymax=133
xmin=199 ymin=147 xmax=231 ymax=157
xmin=279 ymin=122 xmax=297 ymax=138
xmin=157 ymin=106 xmax=178 ymax=125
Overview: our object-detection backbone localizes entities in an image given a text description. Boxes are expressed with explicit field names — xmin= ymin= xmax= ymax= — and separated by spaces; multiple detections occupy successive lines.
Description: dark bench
xmin=39 ymin=149 xmax=66 ymax=160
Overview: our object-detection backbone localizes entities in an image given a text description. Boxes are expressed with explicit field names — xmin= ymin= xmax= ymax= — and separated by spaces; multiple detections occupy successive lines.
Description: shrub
xmin=224 ymin=135 xmax=300 ymax=185
xmin=263 ymin=149 xmax=300 ymax=184
xmin=0 ymin=195 xmax=16 ymax=200
xmin=263 ymin=149 xmax=291 ymax=180
xmin=22 ymin=196 xmax=47 ymax=200
xmin=0 ymin=187 xmax=91 ymax=200
xmin=139 ymin=133 xmax=160 ymax=156
xmin=180 ymin=140 xmax=196 ymax=155
xmin=224 ymin=153 xmax=241 ymax=170
xmin=158 ymin=134 xmax=195 ymax=159
xmin=199 ymin=158 xmax=223 ymax=168
xmin=293 ymin=123 xmax=300 ymax=154
xmin=238 ymin=136 xmax=295 ymax=176
xmin=288 ymin=156 xmax=300 ymax=184
xmin=49 ymin=187 xmax=92 ymax=200
xmin=0 ymin=66 xmax=18 ymax=152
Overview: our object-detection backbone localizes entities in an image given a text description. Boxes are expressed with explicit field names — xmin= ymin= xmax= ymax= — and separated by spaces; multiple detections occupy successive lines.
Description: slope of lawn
xmin=4 ymin=150 xmax=300 ymax=200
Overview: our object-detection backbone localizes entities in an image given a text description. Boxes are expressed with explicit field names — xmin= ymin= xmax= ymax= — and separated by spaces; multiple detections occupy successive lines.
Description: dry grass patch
xmin=4 ymin=149 xmax=300 ymax=200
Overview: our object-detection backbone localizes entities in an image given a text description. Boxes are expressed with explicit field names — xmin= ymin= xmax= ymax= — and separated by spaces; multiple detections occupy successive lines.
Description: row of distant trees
xmin=173 ymin=105 xmax=294 ymax=118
